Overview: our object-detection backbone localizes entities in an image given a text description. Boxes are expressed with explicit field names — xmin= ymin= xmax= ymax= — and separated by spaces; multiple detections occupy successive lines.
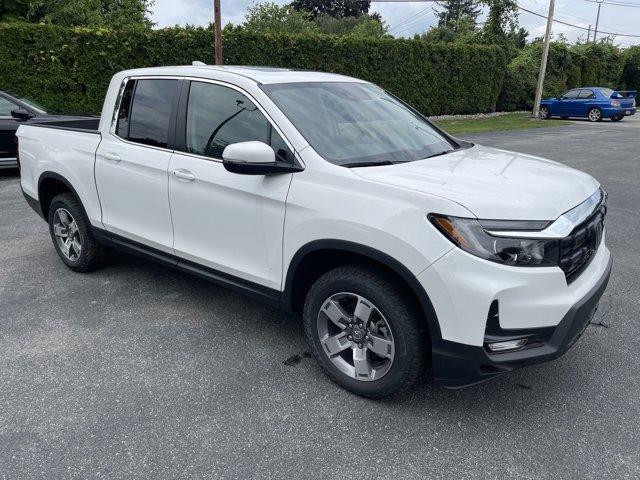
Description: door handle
xmin=104 ymin=152 xmax=121 ymax=162
xmin=172 ymin=169 xmax=196 ymax=181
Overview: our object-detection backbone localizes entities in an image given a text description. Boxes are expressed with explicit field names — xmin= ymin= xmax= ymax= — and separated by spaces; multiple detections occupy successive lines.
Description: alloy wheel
xmin=316 ymin=292 xmax=395 ymax=382
xmin=588 ymin=108 xmax=601 ymax=122
xmin=52 ymin=208 xmax=82 ymax=261
xmin=539 ymin=106 xmax=550 ymax=119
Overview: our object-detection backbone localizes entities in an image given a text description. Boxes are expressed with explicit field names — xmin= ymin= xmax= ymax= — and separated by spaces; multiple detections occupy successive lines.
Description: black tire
xmin=303 ymin=264 xmax=426 ymax=398
xmin=611 ymin=114 xmax=624 ymax=122
xmin=539 ymin=105 xmax=551 ymax=120
xmin=588 ymin=107 xmax=603 ymax=122
xmin=47 ymin=193 xmax=110 ymax=272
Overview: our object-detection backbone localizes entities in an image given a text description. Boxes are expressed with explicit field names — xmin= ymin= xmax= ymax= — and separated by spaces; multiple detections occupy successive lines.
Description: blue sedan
xmin=540 ymin=87 xmax=637 ymax=122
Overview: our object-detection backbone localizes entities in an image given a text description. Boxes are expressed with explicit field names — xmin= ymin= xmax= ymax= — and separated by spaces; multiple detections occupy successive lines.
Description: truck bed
xmin=29 ymin=117 xmax=100 ymax=133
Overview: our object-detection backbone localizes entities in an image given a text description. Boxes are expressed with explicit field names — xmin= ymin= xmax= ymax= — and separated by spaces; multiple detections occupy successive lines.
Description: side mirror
xmin=222 ymin=141 xmax=302 ymax=175
xmin=11 ymin=108 xmax=34 ymax=121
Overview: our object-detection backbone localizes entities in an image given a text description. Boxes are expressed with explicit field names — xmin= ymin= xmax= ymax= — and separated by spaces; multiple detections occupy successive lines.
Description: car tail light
xmin=611 ymin=100 xmax=621 ymax=107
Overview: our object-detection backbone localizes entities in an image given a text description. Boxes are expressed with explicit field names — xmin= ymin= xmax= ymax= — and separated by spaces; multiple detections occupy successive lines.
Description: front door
xmin=95 ymin=78 xmax=180 ymax=252
xmin=557 ymin=89 xmax=581 ymax=116
xmin=168 ymin=80 xmax=296 ymax=290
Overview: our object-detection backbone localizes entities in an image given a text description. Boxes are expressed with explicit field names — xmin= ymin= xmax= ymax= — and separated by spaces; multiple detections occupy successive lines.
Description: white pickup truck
xmin=18 ymin=65 xmax=612 ymax=398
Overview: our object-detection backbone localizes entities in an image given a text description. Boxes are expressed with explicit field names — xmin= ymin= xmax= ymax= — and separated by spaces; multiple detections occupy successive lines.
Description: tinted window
xmin=185 ymin=81 xmax=293 ymax=161
xmin=116 ymin=81 xmax=135 ymax=138
xmin=0 ymin=97 xmax=17 ymax=116
xmin=127 ymin=79 xmax=178 ymax=148
xmin=13 ymin=95 xmax=47 ymax=114
xmin=562 ymin=90 xmax=580 ymax=99
xmin=578 ymin=90 xmax=595 ymax=99
xmin=599 ymin=88 xmax=615 ymax=98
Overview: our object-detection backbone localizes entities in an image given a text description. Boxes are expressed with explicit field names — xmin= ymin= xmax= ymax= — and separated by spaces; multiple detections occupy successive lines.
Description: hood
xmin=352 ymin=145 xmax=600 ymax=221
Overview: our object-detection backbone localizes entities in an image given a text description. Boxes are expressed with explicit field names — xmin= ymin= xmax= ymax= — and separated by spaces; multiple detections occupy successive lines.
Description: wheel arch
xmin=282 ymin=239 xmax=442 ymax=340
xmin=37 ymin=171 xmax=88 ymax=221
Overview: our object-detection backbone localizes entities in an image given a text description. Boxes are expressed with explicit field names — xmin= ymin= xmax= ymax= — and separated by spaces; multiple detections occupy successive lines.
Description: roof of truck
xmin=119 ymin=65 xmax=364 ymax=85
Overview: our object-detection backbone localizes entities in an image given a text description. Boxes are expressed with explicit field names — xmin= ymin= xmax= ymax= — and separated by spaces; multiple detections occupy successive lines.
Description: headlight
xmin=429 ymin=214 xmax=560 ymax=267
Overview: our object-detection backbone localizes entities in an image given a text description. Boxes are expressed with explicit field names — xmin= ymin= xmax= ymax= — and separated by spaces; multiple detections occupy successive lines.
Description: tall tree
xmin=242 ymin=2 xmax=319 ymax=35
xmin=290 ymin=0 xmax=371 ymax=19
xmin=481 ymin=0 xmax=524 ymax=58
xmin=434 ymin=0 xmax=480 ymax=30
xmin=482 ymin=0 xmax=518 ymax=42
xmin=1 ymin=0 xmax=155 ymax=27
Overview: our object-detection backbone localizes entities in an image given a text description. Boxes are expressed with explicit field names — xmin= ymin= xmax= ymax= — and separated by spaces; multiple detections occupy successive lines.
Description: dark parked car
xmin=1 ymin=91 xmax=98 ymax=169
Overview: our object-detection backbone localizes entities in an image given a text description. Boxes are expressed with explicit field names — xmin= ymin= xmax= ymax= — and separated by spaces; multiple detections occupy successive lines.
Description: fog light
xmin=487 ymin=339 xmax=527 ymax=352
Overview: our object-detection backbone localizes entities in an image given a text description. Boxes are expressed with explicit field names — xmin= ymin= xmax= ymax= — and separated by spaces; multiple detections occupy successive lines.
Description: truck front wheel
xmin=47 ymin=193 xmax=110 ymax=272
xmin=303 ymin=264 xmax=426 ymax=398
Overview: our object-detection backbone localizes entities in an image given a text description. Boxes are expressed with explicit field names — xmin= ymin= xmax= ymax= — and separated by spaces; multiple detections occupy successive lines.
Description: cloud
xmin=150 ymin=0 xmax=639 ymax=47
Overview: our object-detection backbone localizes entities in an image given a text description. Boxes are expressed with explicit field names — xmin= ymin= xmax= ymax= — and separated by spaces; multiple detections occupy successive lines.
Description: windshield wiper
xmin=343 ymin=160 xmax=395 ymax=168
xmin=343 ymin=159 xmax=411 ymax=168
xmin=424 ymin=150 xmax=454 ymax=160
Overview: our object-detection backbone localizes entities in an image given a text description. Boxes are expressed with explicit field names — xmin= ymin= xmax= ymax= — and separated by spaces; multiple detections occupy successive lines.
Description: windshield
xmin=15 ymin=95 xmax=48 ymax=114
xmin=599 ymin=88 xmax=615 ymax=98
xmin=261 ymin=82 xmax=457 ymax=166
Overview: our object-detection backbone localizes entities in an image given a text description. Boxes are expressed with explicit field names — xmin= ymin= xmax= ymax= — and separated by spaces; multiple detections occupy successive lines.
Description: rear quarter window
xmin=116 ymin=79 xmax=179 ymax=149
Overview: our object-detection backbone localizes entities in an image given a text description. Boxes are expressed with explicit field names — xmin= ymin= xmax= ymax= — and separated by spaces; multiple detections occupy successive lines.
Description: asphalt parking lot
xmin=1 ymin=115 xmax=639 ymax=479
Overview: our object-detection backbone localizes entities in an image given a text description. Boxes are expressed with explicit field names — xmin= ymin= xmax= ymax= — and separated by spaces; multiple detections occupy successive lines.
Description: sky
xmin=150 ymin=0 xmax=640 ymax=47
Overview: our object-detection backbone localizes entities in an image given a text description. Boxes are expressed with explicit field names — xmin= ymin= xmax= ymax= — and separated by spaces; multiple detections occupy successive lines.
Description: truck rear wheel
xmin=303 ymin=264 xmax=425 ymax=398
xmin=48 ymin=193 xmax=110 ymax=272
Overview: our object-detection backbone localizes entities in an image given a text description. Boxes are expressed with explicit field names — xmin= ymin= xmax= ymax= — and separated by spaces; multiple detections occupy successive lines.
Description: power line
xmin=391 ymin=12 xmax=437 ymax=34
xmin=518 ymin=4 xmax=640 ymax=38
xmin=582 ymin=0 xmax=640 ymax=7
xmin=388 ymin=6 xmax=432 ymax=32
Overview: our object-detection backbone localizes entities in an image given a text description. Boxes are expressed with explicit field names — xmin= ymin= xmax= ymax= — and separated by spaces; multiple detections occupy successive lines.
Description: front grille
xmin=560 ymin=204 xmax=606 ymax=283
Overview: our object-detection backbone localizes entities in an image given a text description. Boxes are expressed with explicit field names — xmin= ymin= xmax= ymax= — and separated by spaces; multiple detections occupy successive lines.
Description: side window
xmin=185 ymin=81 xmax=294 ymax=161
xmin=124 ymin=79 xmax=178 ymax=149
xmin=0 ymin=97 xmax=18 ymax=116
xmin=562 ymin=90 xmax=580 ymax=99
xmin=270 ymin=126 xmax=295 ymax=164
xmin=578 ymin=89 xmax=595 ymax=99
xmin=115 ymin=80 xmax=135 ymax=138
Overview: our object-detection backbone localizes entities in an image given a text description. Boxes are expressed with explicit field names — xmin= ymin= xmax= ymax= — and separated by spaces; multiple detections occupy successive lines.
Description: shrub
xmin=621 ymin=46 xmax=640 ymax=92
xmin=0 ymin=23 xmax=506 ymax=116
xmin=497 ymin=41 xmax=634 ymax=111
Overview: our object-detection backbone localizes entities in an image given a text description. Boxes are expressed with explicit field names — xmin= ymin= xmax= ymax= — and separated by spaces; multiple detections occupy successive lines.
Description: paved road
xmin=1 ymin=116 xmax=639 ymax=479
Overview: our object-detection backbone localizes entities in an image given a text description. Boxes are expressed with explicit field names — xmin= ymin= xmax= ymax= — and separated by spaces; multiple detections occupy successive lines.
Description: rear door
xmin=167 ymin=80 xmax=295 ymax=290
xmin=95 ymin=77 xmax=181 ymax=252
xmin=0 ymin=96 xmax=19 ymax=160
xmin=575 ymin=89 xmax=596 ymax=116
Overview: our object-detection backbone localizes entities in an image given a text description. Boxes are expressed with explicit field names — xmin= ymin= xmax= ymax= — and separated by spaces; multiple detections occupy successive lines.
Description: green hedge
xmin=0 ymin=23 xmax=507 ymax=116
xmin=497 ymin=42 xmax=633 ymax=111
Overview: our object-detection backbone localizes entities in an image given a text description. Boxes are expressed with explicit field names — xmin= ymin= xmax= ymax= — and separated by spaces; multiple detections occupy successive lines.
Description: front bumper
xmin=429 ymin=254 xmax=612 ymax=388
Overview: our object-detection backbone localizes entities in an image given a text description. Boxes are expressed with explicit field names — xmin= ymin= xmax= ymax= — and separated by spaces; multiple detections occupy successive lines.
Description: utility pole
xmin=214 ymin=0 xmax=223 ymax=65
xmin=532 ymin=0 xmax=555 ymax=119
xmin=587 ymin=24 xmax=592 ymax=43
xmin=593 ymin=0 xmax=604 ymax=43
